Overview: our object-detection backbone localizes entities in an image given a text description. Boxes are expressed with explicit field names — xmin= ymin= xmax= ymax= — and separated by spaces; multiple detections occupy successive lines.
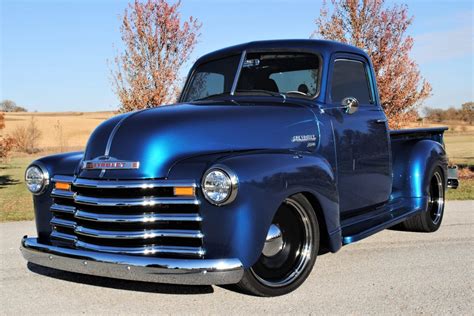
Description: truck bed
xmin=390 ymin=127 xmax=448 ymax=143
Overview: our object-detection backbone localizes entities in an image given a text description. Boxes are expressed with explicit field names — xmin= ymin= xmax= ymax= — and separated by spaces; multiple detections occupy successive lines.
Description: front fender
xmin=28 ymin=152 xmax=84 ymax=242
xmin=169 ymin=151 xmax=339 ymax=268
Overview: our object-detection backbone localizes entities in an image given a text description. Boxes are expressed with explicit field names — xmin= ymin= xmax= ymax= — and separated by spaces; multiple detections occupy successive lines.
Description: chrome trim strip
xmin=50 ymin=204 xmax=76 ymax=214
xmin=74 ymin=226 xmax=204 ymax=239
xmin=21 ymin=237 xmax=243 ymax=285
xmin=74 ymin=195 xmax=200 ymax=207
xmin=104 ymin=114 xmax=130 ymax=157
xmin=50 ymin=231 xmax=78 ymax=242
xmin=51 ymin=189 xmax=75 ymax=199
xmin=51 ymin=217 xmax=76 ymax=229
xmin=50 ymin=203 xmax=202 ymax=223
xmin=73 ymin=178 xmax=197 ymax=189
xmin=50 ymin=231 xmax=205 ymax=256
xmin=51 ymin=175 xmax=75 ymax=183
xmin=230 ymin=50 xmax=247 ymax=95
xmin=75 ymin=210 xmax=202 ymax=223
xmin=75 ymin=240 xmax=205 ymax=256
xmin=82 ymin=159 xmax=140 ymax=170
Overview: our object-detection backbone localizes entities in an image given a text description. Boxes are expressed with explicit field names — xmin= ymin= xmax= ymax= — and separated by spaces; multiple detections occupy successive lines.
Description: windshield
xmin=181 ymin=52 xmax=320 ymax=102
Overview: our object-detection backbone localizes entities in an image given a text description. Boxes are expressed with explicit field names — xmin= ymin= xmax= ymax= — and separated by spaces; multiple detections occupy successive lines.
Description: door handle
xmin=375 ymin=119 xmax=387 ymax=124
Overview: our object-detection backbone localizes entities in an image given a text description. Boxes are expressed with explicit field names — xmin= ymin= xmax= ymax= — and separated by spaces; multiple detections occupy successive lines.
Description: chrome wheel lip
xmin=429 ymin=171 xmax=444 ymax=225
xmin=250 ymin=198 xmax=313 ymax=288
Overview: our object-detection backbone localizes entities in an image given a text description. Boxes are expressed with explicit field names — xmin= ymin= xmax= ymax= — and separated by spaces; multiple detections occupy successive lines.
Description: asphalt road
xmin=1 ymin=201 xmax=473 ymax=315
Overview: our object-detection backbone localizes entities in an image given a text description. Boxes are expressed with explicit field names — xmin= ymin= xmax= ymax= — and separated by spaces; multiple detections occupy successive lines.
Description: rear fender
xmin=391 ymin=139 xmax=448 ymax=202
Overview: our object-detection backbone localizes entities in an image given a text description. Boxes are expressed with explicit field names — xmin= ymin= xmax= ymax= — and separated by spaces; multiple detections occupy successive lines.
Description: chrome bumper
xmin=21 ymin=236 xmax=244 ymax=285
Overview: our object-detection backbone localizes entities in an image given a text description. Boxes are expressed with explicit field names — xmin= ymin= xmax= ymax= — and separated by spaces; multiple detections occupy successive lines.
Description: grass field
xmin=0 ymin=157 xmax=35 ymax=221
xmin=0 ymin=112 xmax=473 ymax=222
xmin=444 ymin=133 xmax=474 ymax=165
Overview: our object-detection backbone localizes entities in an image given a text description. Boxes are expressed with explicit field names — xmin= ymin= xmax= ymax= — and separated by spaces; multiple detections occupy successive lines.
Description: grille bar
xmin=74 ymin=195 xmax=200 ymax=207
xmin=51 ymin=203 xmax=75 ymax=214
xmin=51 ymin=230 xmax=77 ymax=242
xmin=51 ymin=189 xmax=75 ymax=199
xmin=50 ymin=231 xmax=204 ymax=256
xmin=75 ymin=226 xmax=203 ymax=239
xmin=51 ymin=217 xmax=76 ymax=229
xmin=75 ymin=210 xmax=202 ymax=223
xmin=73 ymin=178 xmax=197 ymax=189
xmin=75 ymin=241 xmax=205 ymax=256
xmin=51 ymin=204 xmax=202 ymax=223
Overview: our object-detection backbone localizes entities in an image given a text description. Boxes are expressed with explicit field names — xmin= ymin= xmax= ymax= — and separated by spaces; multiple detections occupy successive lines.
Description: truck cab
xmin=21 ymin=40 xmax=449 ymax=296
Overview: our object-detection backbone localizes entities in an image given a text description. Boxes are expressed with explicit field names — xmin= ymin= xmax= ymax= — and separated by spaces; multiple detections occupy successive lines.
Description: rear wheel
xmin=237 ymin=194 xmax=320 ymax=296
xmin=400 ymin=167 xmax=445 ymax=232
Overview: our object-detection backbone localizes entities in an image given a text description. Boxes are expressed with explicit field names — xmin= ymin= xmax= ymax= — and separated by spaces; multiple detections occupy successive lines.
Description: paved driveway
xmin=1 ymin=201 xmax=473 ymax=315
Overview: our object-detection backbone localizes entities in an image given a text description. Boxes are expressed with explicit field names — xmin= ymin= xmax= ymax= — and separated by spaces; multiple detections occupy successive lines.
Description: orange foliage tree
xmin=0 ymin=113 xmax=16 ymax=160
xmin=111 ymin=0 xmax=201 ymax=112
xmin=312 ymin=0 xmax=431 ymax=128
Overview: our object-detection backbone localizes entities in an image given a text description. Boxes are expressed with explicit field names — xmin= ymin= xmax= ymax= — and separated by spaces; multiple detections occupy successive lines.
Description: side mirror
xmin=341 ymin=97 xmax=359 ymax=114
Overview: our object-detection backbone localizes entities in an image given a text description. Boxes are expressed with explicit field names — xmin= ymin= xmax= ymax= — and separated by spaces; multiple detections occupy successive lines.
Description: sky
xmin=1 ymin=0 xmax=473 ymax=112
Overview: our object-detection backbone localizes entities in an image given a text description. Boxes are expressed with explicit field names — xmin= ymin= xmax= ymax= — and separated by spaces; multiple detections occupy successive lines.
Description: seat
xmin=257 ymin=78 xmax=279 ymax=92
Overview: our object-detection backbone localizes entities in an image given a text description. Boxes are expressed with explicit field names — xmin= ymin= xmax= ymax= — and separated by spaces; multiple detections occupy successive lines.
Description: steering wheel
xmin=286 ymin=91 xmax=308 ymax=96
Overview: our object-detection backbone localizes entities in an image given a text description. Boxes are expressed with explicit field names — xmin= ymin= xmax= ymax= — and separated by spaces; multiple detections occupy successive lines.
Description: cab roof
xmin=195 ymin=39 xmax=368 ymax=64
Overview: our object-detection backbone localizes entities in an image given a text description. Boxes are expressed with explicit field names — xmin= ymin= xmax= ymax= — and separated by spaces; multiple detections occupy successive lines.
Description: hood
xmin=79 ymin=102 xmax=319 ymax=179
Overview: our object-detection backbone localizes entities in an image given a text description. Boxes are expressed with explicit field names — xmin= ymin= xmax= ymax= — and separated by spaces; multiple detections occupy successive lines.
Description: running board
xmin=341 ymin=198 xmax=426 ymax=245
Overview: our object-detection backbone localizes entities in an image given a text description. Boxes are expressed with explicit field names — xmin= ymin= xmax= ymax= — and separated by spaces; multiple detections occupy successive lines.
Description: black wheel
xmin=237 ymin=193 xmax=320 ymax=296
xmin=400 ymin=167 xmax=445 ymax=232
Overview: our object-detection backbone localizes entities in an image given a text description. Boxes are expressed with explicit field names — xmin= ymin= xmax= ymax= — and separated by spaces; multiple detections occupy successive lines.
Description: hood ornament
xmin=82 ymin=156 xmax=140 ymax=170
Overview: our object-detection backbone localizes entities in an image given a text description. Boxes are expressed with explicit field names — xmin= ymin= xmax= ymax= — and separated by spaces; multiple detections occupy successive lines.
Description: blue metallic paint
xmin=26 ymin=40 xmax=449 ymax=272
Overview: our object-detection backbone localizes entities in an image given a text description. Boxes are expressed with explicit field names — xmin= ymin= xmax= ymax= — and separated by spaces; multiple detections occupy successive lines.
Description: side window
xmin=331 ymin=59 xmax=372 ymax=104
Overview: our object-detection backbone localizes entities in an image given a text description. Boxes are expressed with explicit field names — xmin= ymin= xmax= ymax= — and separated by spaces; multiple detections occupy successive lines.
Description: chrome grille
xmin=49 ymin=176 xmax=204 ymax=258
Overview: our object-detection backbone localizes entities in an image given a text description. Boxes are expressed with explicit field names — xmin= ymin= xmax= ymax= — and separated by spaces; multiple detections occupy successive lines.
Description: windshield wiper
xmin=193 ymin=92 xmax=231 ymax=102
xmin=236 ymin=89 xmax=287 ymax=102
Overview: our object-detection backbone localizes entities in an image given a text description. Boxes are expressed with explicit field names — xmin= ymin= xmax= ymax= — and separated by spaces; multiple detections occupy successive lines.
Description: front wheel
xmin=237 ymin=194 xmax=320 ymax=296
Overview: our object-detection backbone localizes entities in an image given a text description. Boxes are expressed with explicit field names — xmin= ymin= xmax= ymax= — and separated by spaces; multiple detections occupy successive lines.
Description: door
xmin=326 ymin=54 xmax=392 ymax=214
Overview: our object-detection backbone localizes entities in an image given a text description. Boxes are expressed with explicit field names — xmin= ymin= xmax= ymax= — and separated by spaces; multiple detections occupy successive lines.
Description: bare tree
xmin=312 ymin=0 xmax=431 ymax=128
xmin=11 ymin=116 xmax=42 ymax=154
xmin=0 ymin=113 xmax=16 ymax=161
xmin=111 ymin=0 xmax=201 ymax=112
xmin=54 ymin=120 xmax=68 ymax=152
xmin=461 ymin=102 xmax=473 ymax=124
xmin=0 ymin=100 xmax=27 ymax=112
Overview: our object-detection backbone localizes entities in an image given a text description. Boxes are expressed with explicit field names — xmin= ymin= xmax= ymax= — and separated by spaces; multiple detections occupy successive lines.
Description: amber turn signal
xmin=174 ymin=186 xmax=195 ymax=196
xmin=54 ymin=182 xmax=71 ymax=191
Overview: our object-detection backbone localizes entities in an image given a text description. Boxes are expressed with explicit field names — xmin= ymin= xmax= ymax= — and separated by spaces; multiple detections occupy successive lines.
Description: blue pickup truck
xmin=21 ymin=40 xmax=453 ymax=296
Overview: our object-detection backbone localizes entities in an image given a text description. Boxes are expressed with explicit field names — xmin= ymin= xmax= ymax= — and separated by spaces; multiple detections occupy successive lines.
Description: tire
xmin=399 ymin=167 xmax=445 ymax=232
xmin=236 ymin=193 xmax=320 ymax=296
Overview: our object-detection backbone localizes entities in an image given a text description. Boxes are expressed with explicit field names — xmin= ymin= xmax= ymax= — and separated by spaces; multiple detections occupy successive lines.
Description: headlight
xmin=202 ymin=167 xmax=238 ymax=206
xmin=25 ymin=165 xmax=49 ymax=194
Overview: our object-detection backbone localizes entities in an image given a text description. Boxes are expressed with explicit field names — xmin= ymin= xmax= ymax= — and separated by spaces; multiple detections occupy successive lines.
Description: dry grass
xmin=406 ymin=120 xmax=474 ymax=165
xmin=1 ymin=111 xmax=115 ymax=152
